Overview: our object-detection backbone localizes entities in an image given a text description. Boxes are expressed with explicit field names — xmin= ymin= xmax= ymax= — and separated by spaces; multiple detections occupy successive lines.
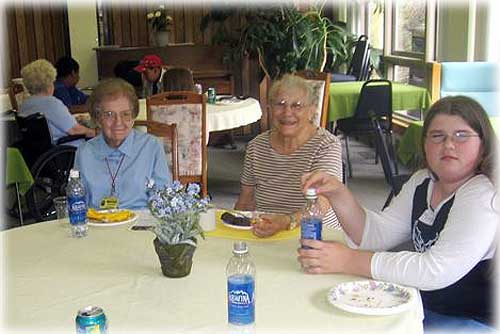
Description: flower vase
xmin=153 ymin=237 xmax=197 ymax=278
xmin=155 ymin=31 xmax=169 ymax=47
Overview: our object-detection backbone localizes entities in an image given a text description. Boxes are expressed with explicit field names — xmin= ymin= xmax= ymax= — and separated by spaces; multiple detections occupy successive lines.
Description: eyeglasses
xmin=426 ymin=131 xmax=480 ymax=144
xmin=272 ymin=100 xmax=309 ymax=112
xmin=99 ymin=110 xmax=134 ymax=122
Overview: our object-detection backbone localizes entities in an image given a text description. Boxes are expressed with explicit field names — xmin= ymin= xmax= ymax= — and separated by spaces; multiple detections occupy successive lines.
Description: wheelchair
xmin=13 ymin=112 xmax=86 ymax=222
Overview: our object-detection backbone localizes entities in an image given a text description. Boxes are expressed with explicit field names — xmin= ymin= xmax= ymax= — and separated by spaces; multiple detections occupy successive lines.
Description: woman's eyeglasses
xmin=272 ymin=100 xmax=309 ymax=112
xmin=99 ymin=110 xmax=134 ymax=122
xmin=426 ymin=131 xmax=480 ymax=144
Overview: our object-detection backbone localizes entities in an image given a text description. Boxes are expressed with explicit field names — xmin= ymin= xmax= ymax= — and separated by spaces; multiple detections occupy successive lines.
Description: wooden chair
xmin=146 ymin=91 xmax=208 ymax=197
xmin=134 ymin=120 xmax=179 ymax=182
xmin=8 ymin=81 xmax=28 ymax=111
xmin=296 ymin=70 xmax=331 ymax=129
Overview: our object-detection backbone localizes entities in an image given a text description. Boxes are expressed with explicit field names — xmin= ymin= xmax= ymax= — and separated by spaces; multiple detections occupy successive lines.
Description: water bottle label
xmin=228 ymin=274 xmax=255 ymax=325
xmin=301 ymin=217 xmax=322 ymax=247
xmin=68 ymin=196 xmax=87 ymax=225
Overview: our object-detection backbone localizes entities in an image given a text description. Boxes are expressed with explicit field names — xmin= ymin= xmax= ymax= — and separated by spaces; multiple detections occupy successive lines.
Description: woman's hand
xmin=252 ymin=213 xmax=289 ymax=238
xmin=297 ymin=239 xmax=352 ymax=274
xmin=301 ymin=171 xmax=344 ymax=202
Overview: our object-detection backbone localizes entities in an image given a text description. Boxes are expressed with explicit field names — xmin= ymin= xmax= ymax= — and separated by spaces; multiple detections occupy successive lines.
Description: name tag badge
xmin=418 ymin=208 xmax=435 ymax=226
xmin=100 ymin=196 xmax=119 ymax=210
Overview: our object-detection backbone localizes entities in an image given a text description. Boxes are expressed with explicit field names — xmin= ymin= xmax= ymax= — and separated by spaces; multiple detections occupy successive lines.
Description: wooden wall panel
xmin=7 ymin=1 xmax=70 ymax=79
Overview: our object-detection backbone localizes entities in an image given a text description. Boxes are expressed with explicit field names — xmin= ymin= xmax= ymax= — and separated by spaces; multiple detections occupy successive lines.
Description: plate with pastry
xmin=219 ymin=210 xmax=256 ymax=230
xmin=87 ymin=208 xmax=137 ymax=226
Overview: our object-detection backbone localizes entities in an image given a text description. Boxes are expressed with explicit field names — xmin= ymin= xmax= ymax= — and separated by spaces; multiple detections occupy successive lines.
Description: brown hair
xmin=421 ymin=95 xmax=497 ymax=182
xmin=162 ymin=67 xmax=195 ymax=92
xmin=89 ymin=78 xmax=139 ymax=122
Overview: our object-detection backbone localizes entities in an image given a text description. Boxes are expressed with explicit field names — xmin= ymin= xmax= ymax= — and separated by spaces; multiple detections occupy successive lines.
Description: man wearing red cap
xmin=134 ymin=54 xmax=166 ymax=97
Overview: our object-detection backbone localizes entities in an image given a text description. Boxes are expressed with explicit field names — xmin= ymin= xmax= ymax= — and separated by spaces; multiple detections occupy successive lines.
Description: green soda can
xmin=208 ymin=87 xmax=216 ymax=104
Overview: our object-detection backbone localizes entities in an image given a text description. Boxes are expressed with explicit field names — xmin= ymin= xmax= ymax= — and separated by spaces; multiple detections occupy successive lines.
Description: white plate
xmin=219 ymin=210 xmax=255 ymax=230
xmin=327 ymin=280 xmax=412 ymax=316
xmin=88 ymin=210 xmax=137 ymax=227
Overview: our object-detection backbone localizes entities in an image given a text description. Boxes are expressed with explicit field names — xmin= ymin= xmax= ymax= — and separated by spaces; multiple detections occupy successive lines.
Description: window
xmin=367 ymin=0 xmax=384 ymax=50
xmin=392 ymin=0 xmax=426 ymax=58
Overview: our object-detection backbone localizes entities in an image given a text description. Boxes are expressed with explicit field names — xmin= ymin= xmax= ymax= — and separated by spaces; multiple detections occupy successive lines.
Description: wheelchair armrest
xmin=56 ymin=134 xmax=87 ymax=145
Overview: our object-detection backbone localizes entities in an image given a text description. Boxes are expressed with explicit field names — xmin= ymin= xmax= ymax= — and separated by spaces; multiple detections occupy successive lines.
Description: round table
xmin=3 ymin=214 xmax=424 ymax=334
xmin=138 ymin=97 xmax=262 ymax=133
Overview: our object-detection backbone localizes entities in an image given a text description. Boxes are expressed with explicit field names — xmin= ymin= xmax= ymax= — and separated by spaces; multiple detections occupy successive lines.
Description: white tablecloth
xmin=2 ymin=214 xmax=423 ymax=334
xmin=138 ymin=97 xmax=262 ymax=133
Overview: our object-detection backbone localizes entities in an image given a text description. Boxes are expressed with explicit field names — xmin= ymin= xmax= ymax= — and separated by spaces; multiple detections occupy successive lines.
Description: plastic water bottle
xmin=226 ymin=241 xmax=256 ymax=327
xmin=300 ymin=188 xmax=322 ymax=249
xmin=66 ymin=169 xmax=88 ymax=238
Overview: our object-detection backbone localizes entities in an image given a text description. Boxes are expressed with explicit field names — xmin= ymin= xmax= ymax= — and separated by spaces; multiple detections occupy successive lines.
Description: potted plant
xmin=147 ymin=5 xmax=174 ymax=46
xmin=147 ymin=180 xmax=209 ymax=278
xmin=201 ymin=4 xmax=353 ymax=79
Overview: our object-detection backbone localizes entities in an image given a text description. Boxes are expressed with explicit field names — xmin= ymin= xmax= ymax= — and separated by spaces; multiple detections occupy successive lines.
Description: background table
xmin=328 ymin=82 xmax=432 ymax=122
xmin=3 ymin=215 xmax=423 ymax=333
xmin=138 ymin=97 xmax=262 ymax=133
xmin=397 ymin=116 xmax=500 ymax=166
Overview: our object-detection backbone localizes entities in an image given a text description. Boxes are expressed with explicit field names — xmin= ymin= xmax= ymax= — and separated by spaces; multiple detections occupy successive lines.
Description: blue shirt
xmin=53 ymin=79 xmax=88 ymax=108
xmin=74 ymin=129 xmax=172 ymax=209
xmin=19 ymin=95 xmax=80 ymax=145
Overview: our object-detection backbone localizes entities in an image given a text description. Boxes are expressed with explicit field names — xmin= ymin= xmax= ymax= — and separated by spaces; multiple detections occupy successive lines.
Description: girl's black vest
xmin=411 ymin=178 xmax=494 ymax=325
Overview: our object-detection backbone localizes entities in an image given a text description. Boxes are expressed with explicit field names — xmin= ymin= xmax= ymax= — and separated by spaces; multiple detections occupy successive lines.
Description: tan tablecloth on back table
xmin=3 ymin=213 xmax=423 ymax=334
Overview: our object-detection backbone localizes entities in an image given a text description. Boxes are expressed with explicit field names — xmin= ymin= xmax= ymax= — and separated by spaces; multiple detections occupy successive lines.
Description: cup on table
xmin=53 ymin=196 xmax=68 ymax=221
xmin=199 ymin=208 xmax=216 ymax=232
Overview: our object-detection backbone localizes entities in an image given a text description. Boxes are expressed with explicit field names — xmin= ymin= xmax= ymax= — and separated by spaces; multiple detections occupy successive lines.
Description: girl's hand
xmin=301 ymin=171 xmax=344 ymax=201
xmin=297 ymin=239 xmax=352 ymax=274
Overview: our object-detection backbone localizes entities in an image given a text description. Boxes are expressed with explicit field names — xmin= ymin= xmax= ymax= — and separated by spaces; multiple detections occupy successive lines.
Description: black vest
xmin=411 ymin=178 xmax=494 ymax=324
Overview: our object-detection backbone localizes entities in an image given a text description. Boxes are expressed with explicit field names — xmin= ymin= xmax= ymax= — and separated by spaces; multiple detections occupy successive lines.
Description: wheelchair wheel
xmin=25 ymin=145 xmax=77 ymax=222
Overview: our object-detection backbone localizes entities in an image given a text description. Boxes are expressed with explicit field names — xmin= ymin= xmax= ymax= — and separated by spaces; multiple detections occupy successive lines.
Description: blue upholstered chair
xmin=440 ymin=62 xmax=498 ymax=116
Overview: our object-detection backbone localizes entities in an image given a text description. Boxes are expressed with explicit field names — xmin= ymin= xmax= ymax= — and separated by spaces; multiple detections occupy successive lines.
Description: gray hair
xmin=268 ymin=74 xmax=315 ymax=106
xmin=21 ymin=59 xmax=57 ymax=95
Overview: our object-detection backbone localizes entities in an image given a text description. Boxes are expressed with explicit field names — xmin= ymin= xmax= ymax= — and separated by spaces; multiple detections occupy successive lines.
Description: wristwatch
xmin=288 ymin=213 xmax=297 ymax=230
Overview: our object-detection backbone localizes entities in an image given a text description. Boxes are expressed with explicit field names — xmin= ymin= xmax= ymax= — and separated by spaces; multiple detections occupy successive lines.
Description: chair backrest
xmin=146 ymin=91 xmax=208 ymax=197
xmin=295 ymin=70 xmax=331 ymax=128
xmin=371 ymin=117 xmax=397 ymax=188
xmin=440 ymin=62 xmax=499 ymax=116
xmin=347 ymin=35 xmax=371 ymax=81
xmin=144 ymin=120 xmax=180 ymax=182
xmin=8 ymin=80 xmax=29 ymax=111
xmin=15 ymin=112 xmax=54 ymax=168
xmin=354 ymin=80 xmax=392 ymax=128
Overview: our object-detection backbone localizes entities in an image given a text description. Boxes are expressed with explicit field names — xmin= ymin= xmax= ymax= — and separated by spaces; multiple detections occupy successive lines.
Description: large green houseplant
xmin=201 ymin=4 xmax=354 ymax=79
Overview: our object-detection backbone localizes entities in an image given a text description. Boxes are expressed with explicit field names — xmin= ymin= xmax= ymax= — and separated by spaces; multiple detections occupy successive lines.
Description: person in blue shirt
xmin=53 ymin=56 xmax=88 ymax=109
xmin=74 ymin=78 xmax=172 ymax=209
xmin=19 ymin=59 xmax=96 ymax=145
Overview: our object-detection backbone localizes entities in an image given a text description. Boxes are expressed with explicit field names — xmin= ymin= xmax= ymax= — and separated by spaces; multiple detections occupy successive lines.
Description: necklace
xmin=105 ymin=154 xmax=126 ymax=196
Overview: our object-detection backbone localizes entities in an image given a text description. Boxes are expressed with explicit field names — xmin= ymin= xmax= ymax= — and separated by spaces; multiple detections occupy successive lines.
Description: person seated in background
xmin=74 ymin=78 xmax=172 ymax=209
xmin=162 ymin=67 xmax=195 ymax=92
xmin=133 ymin=54 xmax=166 ymax=98
xmin=53 ymin=56 xmax=88 ymax=110
xmin=18 ymin=59 xmax=95 ymax=145
xmin=298 ymin=96 xmax=497 ymax=333
xmin=234 ymin=74 xmax=343 ymax=237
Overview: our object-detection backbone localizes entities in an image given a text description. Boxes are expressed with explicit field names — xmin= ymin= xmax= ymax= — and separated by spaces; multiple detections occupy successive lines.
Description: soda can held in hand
xmin=76 ymin=306 xmax=107 ymax=334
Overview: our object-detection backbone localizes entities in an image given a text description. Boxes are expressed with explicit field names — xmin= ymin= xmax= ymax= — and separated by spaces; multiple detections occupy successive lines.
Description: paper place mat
xmin=205 ymin=218 xmax=299 ymax=242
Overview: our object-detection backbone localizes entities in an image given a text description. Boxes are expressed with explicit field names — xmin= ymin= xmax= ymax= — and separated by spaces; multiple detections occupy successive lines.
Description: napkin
xmin=205 ymin=210 xmax=300 ymax=241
